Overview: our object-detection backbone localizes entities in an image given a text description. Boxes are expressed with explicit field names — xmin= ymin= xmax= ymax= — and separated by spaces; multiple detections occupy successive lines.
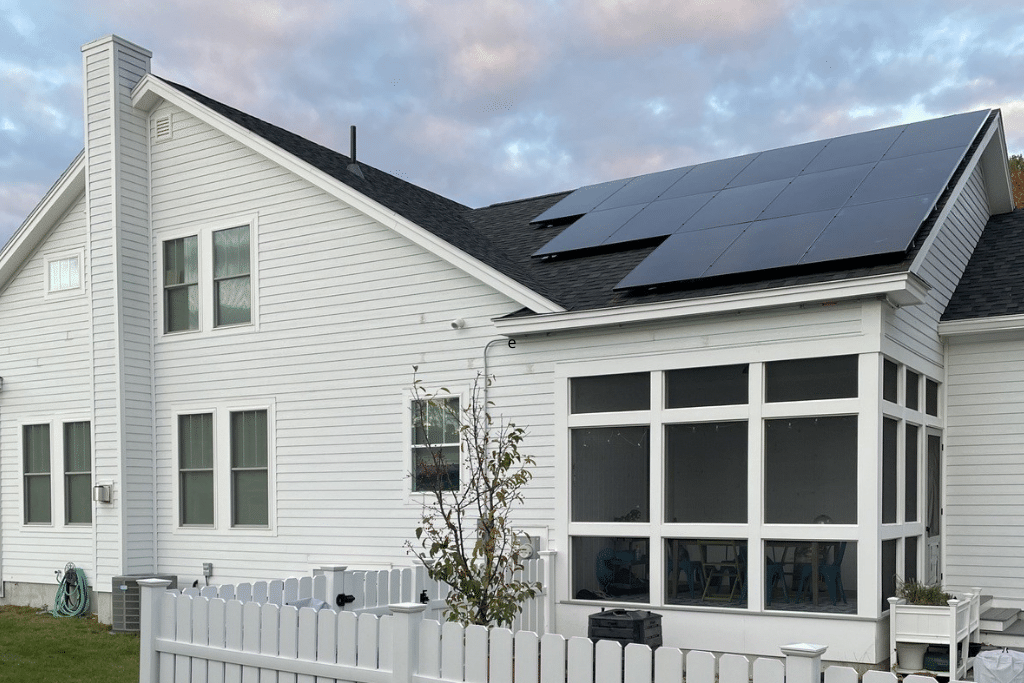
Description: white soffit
xmin=131 ymin=75 xmax=563 ymax=315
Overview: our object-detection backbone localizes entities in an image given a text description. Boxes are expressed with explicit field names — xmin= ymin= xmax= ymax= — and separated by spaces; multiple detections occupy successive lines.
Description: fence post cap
xmin=137 ymin=578 xmax=173 ymax=589
xmin=781 ymin=643 xmax=828 ymax=657
xmin=317 ymin=565 xmax=349 ymax=572
xmin=389 ymin=602 xmax=429 ymax=614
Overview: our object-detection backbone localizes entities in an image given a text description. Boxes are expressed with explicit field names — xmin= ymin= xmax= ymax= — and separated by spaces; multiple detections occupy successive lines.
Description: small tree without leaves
xmin=406 ymin=369 xmax=541 ymax=627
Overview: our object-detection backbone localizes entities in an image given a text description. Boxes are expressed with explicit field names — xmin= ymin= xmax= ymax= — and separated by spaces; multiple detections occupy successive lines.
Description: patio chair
xmin=667 ymin=546 xmax=705 ymax=598
xmin=794 ymin=542 xmax=848 ymax=605
xmin=765 ymin=556 xmax=788 ymax=605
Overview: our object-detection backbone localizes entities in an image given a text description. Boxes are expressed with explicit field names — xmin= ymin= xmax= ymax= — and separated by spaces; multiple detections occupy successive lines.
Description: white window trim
xmin=157 ymin=214 xmax=260 ymax=338
xmin=43 ymin=250 xmax=86 ymax=299
xmin=18 ymin=416 xmax=94 ymax=529
xmin=171 ymin=401 xmax=276 ymax=535
xmin=403 ymin=386 xmax=469 ymax=500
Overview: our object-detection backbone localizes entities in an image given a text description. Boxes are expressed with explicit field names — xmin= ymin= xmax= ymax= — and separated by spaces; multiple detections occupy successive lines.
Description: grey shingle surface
xmin=943 ymin=209 xmax=1024 ymax=321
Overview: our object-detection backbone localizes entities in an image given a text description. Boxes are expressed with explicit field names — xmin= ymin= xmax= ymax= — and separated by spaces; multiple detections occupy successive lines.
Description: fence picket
xmin=753 ymin=657 xmax=784 ymax=683
xmin=388 ymin=569 xmax=402 ymax=604
xmin=595 ymin=640 xmax=622 ymax=683
xmin=720 ymin=654 xmax=749 ymax=683
xmin=237 ymin=583 xmax=253 ymax=604
xmin=278 ymin=605 xmax=299 ymax=683
xmin=208 ymin=598 xmax=228 ymax=683
xmin=299 ymin=577 xmax=312 ymax=601
xmin=653 ymin=646 xmax=683 ymax=683
xmin=540 ymin=633 xmax=566 ymax=683
xmin=225 ymin=600 xmax=244 ymax=683
xmin=285 ymin=578 xmax=299 ymax=605
xmin=253 ymin=582 xmax=268 ymax=605
xmin=358 ymin=613 xmax=380 ymax=670
xmin=441 ymin=621 xmax=465 ymax=682
xmin=242 ymin=601 xmax=261 ymax=683
xmin=260 ymin=603 xmax=279 ymax=683
xmin=174 ymin=594 xmax=193 ymax=683
xmin=625 ymin=644 xmax=653 ymax=683
xmin=465 ymin=625 xmax=489 ymax=683
xmin=364 ymin=573 xmax=378 ymax=611
xmin=191 ymin=596 xmax=210 ymax=683
xmin=316 ymin=608 xmax=339 ymax=683
xmin=337 ymin=610 xmax=358 ymax=674
xmin=566 ymin=637 xmax=594 ymax=683
xmin=491 ymin=628 xmax=515 ymax=683
xmin=687 ymin=650 xmax=716 ymax=683
xmin=377 ymin=573 xmax=390 ymax=611
xmin=515 ymin=631 xmax=540 ymax=683
xmin=824 ymin=666 xmax=858 ymax=683
xmin=378 ymin=615 xmax=393 ymax=671
xmin=419 ymin=619 xmax=442 ymax=678
xmin=201 ymin=586 xmax=219 ymax=599
xmin=863 ymin=672 xmax=898 ymax=683
xmin=295 ymin=608 xmax=318 ymax=683
xmin=220 ymin=585 xmax=236 ymax=602
xmin=314 ymin=575 xmax=328 ymax=603
xmin=269 ymin=580 xmax=284 ymax=606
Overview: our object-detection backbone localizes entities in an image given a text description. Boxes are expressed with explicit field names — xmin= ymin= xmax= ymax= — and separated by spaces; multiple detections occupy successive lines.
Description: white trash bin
xmin=976 ymin=649 xmax=1024 ymax=683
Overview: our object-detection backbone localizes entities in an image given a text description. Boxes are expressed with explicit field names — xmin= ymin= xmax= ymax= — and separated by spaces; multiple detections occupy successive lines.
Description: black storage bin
xmin=588 ymin=609 xmax=662 ymax=648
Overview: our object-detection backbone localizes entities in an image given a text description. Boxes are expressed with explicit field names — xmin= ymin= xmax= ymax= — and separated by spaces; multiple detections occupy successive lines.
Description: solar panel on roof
xmin=801 ymin=194 xmax=935 ymax=264
xmin=531 ymin=109 xmax=989 ymax=290
xmin=615 ymin=224 xmax=748 ymax=289
xmin=593 ymin=166 xmax=691 ymax=211
xmin=529 ymin=177 xmax=631 ymax=225
xmin=533 ymin=204 xmax=645 ymax=256
xmin=703 ymin=209 xmax=839 ymax=278
xmin=882 ymin=109 xmax=989 ymax=160
xmin=727 ymin=140 xmax=827 ymax=188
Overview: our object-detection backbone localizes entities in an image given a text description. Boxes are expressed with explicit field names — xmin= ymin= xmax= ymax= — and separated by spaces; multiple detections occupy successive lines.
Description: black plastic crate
xmin=588 ymin=609 xmax=662 ymax=648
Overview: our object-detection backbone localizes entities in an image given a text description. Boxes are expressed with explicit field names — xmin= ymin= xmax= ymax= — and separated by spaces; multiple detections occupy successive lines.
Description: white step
xmin=981 ymin=607 xmax=1020 ymax=632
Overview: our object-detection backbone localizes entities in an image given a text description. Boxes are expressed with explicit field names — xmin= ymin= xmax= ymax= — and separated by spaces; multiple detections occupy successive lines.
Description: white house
xmin=2 ymin=34 xmax=1023 ymax=667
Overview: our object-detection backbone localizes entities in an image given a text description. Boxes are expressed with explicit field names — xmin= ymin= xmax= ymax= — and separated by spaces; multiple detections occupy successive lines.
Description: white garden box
xmin=888 ymin=590 xmax=981 ymax=680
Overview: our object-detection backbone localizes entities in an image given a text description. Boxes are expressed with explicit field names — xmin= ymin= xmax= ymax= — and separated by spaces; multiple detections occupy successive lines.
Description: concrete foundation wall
xmin=1 ymin=581 xmax=112 ymax=624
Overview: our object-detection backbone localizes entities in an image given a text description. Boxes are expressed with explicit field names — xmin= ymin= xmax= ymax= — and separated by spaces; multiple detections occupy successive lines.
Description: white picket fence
xmin=172 ymin=556 xmax=553 ymax=636
xmin=139 ymin=579 xmax=945 ymax=683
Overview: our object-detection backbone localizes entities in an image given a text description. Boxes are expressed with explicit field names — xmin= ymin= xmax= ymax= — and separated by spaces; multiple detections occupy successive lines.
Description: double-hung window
xmin=24 ymin=425 xmax=51 ymax=524
xmin=178 ymin=408 xmax=271 ymax=528
xmin=163 ymin=222 xmax=253 ymax=334
xmin=64 ymin=422 xmax=92 ymax=524
xmin=411 ymin=397 xmax=460 ymax=492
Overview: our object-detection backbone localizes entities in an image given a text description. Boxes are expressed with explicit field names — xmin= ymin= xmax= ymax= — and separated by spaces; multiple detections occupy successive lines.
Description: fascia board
xmin=492 ymin=271 xmax=930 ymax=336
xmin=909 ymin=115 xmax=998 ymax=278
xmin=131 ymin=76 xmax=563 ymax=315
xmin=938 ymin=314 xmax=1024 ymax=338
xmin=0 ymin=152 xmax=86 ymax=292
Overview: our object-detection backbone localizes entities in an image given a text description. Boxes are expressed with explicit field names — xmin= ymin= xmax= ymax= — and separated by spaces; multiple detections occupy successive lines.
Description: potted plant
xmin=888 ymin=579 xmax=981 ymax=679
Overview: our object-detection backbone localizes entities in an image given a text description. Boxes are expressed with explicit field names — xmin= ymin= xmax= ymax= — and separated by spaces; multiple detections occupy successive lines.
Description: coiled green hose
xmin=53 ymin=562 xmax=90 ymax=618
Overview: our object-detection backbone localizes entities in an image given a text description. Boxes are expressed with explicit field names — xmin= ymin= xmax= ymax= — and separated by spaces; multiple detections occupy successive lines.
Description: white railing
xmin=173 ymin=554 xmax=554 ymax=636
xmin=139 ymin=580 xmax=945 ymax=683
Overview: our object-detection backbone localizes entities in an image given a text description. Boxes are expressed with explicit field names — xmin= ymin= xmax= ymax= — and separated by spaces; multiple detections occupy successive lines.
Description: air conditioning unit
xmin=111 ymin=574 xmax=177 ymax=633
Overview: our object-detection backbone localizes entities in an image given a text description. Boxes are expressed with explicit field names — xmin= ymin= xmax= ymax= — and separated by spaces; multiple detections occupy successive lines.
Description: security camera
xmin=450 ymin=318 xmax=466 ymax=329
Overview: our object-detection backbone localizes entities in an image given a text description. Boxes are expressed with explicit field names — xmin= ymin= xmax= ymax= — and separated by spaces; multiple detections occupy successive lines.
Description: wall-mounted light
xmin=450 ymin=318 xmax=466 ymax=329
xmin=92 ymin=484 xmax=112 ymax=504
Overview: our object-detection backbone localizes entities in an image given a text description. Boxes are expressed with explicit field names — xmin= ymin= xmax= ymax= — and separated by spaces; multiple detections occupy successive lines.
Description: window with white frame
xmin=177 ymin=408 xmax=271 ymax=528
xmin=47 ymin=255 xmax=82 ymax=293
xmin=64 ymin=422 xmax=91 ymax=524
xmin=162 ymin=221 xmax=253 ymax=334
xmin=411 ymin=397 xmax=460 ymax=492
xmin=24 ymin=424 xmax=51 ymax=524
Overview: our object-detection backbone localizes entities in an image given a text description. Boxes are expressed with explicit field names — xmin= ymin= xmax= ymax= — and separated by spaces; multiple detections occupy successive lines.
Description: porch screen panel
xmin=23 ymin=424 xmax=51 ymax=524
xmin=64 ymin=421 xmax=91 ymax=524
xmin=179 ymin=413 xmax=214 ymax=525
xmin=764 ymin=416 xmax=857 ymax=524
xmin=570 ymin=373 xmax=649 ymax=413
xmin=665 ymin=364 xmax=748 ymax=408
xmin=571 ymin=426 xmax=649 ymax=522
xmin=231 ymin=409 xmax=268 ymax=526
xmin=665 ymin=421 xmax=746 ymax=522
xmin=765 ymin=355 xmax=858 ymax=402
xmin=881 ymin=539 xmax=897 ymax=612
xmin=882 ymin=418 xmax=897 ymax=524
xmin=905 ymin=425 xmax=919 ymax=522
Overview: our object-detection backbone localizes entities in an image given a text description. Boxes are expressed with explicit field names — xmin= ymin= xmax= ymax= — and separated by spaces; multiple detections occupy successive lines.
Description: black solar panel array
xmin=530 ymin=110 xmax=990 ymax=290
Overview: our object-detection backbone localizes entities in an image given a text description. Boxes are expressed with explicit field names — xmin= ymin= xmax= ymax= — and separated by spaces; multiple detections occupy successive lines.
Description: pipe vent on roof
xmin=154 ymin=114 xmax=172 ymax=141
xmin=347 ymin=124 xmax=364 ymax=179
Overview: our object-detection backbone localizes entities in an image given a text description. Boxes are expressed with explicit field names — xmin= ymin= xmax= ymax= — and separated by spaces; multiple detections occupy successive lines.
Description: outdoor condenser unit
xmin=111 ymin=574 xmax=178 ymax=633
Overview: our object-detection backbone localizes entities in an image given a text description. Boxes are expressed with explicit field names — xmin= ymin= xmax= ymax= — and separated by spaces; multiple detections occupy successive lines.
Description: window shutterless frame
xmin=43 ymin=250 xmax=85 ymax=299
xmin=23 ymin=424 xmax=51 ymax=524
xmin=63 ymin=422 xmax=92 ymax=525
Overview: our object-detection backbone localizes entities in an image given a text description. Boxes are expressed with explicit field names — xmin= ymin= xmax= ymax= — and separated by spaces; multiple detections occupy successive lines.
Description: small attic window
xmin=155 ymin=114 xmax=172 ymax=141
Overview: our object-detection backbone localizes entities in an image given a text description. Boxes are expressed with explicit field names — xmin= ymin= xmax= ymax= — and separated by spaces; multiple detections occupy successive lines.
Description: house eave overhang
xmin=492 ymin=271 xmax=930 ymax=336
xmin=131 ymin=75 xmax=563 ymax=315
xmin=0 ymin=152 xmax=86 ymax=292
xmin=938 ymin=314 xmax=1024 ymax=340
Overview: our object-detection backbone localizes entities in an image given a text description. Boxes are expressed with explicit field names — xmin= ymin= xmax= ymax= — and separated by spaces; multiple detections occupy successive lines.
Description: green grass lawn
xmin=0 ymin=606 xmax=139 ymax=682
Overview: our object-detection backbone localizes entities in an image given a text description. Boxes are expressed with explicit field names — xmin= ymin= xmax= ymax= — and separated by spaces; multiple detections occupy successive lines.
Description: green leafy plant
xmin=896 ymin=577 xmax=954 ymax=606
xmin=406 ymin=369 xmax=541 ymax=627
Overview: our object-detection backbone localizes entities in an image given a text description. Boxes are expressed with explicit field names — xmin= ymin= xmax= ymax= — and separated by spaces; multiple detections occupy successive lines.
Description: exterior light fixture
xmin=92 ymin=484 xmax=112 ymax=503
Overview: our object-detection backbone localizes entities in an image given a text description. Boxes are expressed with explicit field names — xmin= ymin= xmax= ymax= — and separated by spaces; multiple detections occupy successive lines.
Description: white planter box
xmin=888 ymin=590 xmax=981 ymax=680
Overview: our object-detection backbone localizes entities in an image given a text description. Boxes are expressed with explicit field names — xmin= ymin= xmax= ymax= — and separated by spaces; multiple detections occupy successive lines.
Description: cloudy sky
xmin=2 ymin=1 xmax=1024 ymax=246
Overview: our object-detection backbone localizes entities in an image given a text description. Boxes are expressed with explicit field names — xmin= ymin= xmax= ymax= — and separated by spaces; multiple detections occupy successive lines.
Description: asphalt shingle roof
xmin=943 ymin=209 xmax=1024 ymax=321
xmin=164 ymin=78 xmax=1000 ymax=316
